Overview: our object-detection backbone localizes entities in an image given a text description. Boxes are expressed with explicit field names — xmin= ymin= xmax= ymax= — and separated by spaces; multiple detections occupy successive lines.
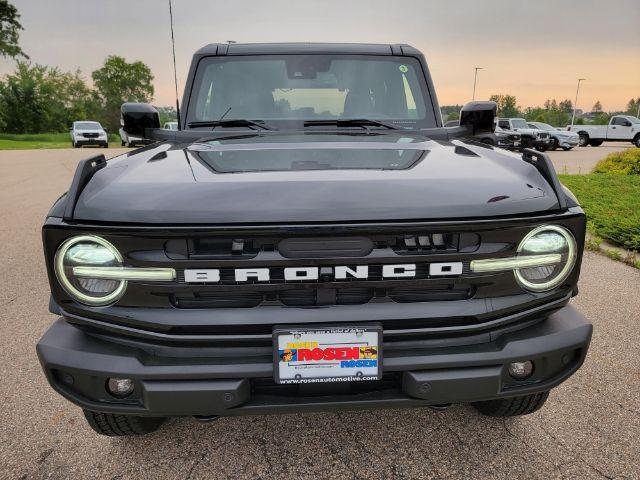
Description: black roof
xmin=194 ymin=42 xmax=420 ymax=56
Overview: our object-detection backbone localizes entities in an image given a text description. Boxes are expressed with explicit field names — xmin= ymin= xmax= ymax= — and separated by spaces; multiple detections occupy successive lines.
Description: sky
xmin=2 ymin=0 xmax=639 ymax=112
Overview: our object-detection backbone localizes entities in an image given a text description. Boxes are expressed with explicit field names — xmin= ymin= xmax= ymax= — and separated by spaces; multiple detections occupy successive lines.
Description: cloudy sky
xmin=3 ymin=0 xmax=639 ymax=111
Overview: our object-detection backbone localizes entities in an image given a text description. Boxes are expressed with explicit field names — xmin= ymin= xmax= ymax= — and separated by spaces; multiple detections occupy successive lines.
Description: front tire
xmin=535 ymin=145 xmax=548 ymax=152
xmin=562 ymin=146 xmax=573 ymax=151
xmin=589 ymin=140 xmax=603 ymax=147
xmin=549 ymin=138 xmax=558 ymax=151
xmin=634 ymin=135 xmax=640 ymax=148
xmin=472 ymin=391 xmax=550 ymax=417
xmin=83 ymin=410 xmax=165 ymax=436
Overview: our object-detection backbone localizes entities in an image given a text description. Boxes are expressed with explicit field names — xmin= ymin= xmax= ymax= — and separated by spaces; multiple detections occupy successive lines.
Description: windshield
xmin=511 ymin=119 xmax=529 ymax=129
xmin=75 ymin=122 xmax=101 ymax=130
xmin=187 ymin=55 xmax=434 ymax=128
xmin=627 ymin=116 xmax=640 ymax=124
xmin=533 ymin=122 xmax=555 ymax=131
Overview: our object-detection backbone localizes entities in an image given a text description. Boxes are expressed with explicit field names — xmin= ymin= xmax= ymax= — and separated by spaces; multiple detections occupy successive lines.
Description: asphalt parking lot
xmin=0 ymin=147 xmax=638 ymax=479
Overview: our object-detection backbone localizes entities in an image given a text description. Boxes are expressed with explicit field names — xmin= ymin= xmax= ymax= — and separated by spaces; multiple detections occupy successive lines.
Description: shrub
xmin=559 ymin=174 xmax=640 ymax=250
xmin=592 ymin=148 xmax=640 ymax=175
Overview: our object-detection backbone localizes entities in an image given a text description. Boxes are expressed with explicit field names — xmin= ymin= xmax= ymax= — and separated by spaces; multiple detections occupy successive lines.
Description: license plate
xmin=514 ymin=141 xmax=520 ymax=146
xmin=273 ymin=325 xmax=382 ymax=384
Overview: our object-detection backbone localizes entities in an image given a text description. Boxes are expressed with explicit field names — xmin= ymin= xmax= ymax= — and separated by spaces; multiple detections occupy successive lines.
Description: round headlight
xmin=515 ymin=225 xmax=577 ymax=292
xmin=54 ymin=235 xmax=126 ymax=306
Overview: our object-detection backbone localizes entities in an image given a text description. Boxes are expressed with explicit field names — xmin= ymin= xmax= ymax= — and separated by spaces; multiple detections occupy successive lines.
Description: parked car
xmin=528 ymin=122 xmax=579 ymax=151
xmin=70 ymin=121 xmax=108 ymax=148
xmin=119 ymin=103 xmax=159 ymax=147
xmin=497 ymin=118 xmax=551 ymax=152
xmin=567 ymin=115 xmax=640 ymax=147
xmin=445 ymin=119 xmax=521 ymax=150
xmin=163 ymin=121 xmax=178 ymax=130
xmin=38 ymin=42 xmax=591 ymax=436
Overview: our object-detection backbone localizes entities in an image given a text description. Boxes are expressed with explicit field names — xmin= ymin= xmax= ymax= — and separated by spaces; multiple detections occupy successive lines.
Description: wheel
xmin=562 ymin=147 xmax=572 ymax=151
xmin=578 ymin=134 xmax=589 ymax=147
xmin=103 ymin=143 xmax=109 ymax=148
xmin=481 ymin=138 xmax=495 ymax=146
xmin=549 ymin=138 xmax=558 ymax=151
xmin=534 ymin=145 xmax=548 ymax=152
xmin=83 ymin=410 xmax=165 ymax=436
xmin=589 ymin=140 xmax=603 ymax=147
xmin=71 ymin=141 xmax=76 ymax=148
xmin=633 ymin=135 xmax=640 ymax=148
xmin=121 ymin=139 xmax=125 ymax=147
xmin=472 ymin=391 xmax=550 ymax=417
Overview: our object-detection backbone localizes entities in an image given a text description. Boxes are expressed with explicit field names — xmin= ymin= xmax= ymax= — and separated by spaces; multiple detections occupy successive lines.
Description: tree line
xmin=0 ymin=56 xmax=156 ymax=134
xmin=442 ymin=96 xmax=640 ymax=127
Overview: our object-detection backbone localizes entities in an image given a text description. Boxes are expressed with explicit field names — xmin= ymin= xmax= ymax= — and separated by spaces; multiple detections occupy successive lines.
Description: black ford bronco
xmin=37 ymin=43 xmax=592 ymax=436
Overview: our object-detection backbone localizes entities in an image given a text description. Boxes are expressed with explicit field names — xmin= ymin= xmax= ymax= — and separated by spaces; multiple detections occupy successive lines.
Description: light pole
xmin=571 ymin=78 xmax=586 ymax=127
xmin=472 ymin=67 xmax=482 ymax=101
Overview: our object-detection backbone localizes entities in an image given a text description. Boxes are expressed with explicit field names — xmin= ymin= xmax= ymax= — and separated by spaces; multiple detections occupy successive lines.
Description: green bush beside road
xmin=560 ymin=174 xmax=640 ymax=250
xmin=592 ymin=148 xmax=640 ymax=175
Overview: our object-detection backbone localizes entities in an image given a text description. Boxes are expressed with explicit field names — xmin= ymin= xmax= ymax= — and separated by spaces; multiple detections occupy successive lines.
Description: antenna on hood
xmin=168 ymin=0 xmax=181 ymax=130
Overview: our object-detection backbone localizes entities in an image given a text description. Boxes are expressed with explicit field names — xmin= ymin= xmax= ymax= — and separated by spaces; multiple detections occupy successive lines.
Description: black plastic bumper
xmin=36 ymin=305 xmax=592 ymax=417
xmin=76 ymin=140 xmax=107 ymax=146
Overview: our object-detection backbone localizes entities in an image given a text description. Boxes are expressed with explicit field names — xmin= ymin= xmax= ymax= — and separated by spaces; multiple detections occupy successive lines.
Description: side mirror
xmin=624 ymin=121 xmax=632 ymax=127
xmin=460 ymin=101 xmax=497 ymax=135
xmin=121 ymin=102 xmax=160 ymax=139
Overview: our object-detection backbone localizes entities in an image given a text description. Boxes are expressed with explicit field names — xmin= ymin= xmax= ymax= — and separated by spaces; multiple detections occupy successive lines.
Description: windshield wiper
xmin=304 ymin=119 xmax=400 ymax=130
xmin=186 ymin=119 xmax=275 ymax=130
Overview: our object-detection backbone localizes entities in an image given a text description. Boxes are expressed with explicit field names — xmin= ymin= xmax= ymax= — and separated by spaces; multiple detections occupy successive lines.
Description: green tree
xmin=489 ymin=94 xmax=520 ymax=118
xmin=592 ymin=100 xmax=603 ymax=113
xmin=92 ymin=55 xmax=154 ymax=131
xmin=0 ymin=0 xmax=27 ymax=59
xmin=625 ymin=98 xmax=640 ymax=116
xmin=157 ymin=106 xmax=177 ymax=126
xmin=558 ymin=99 xmax=573 ymax=114
xmin=0 ymin=62 xmax=98 ymax=133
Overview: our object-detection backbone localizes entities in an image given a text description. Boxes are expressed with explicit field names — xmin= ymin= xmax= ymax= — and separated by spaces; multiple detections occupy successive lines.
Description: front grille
xmin=82 ymin=132 xmax=99 ymax=138
xmin=538 ymin=132 xmax=549 ymax=139
xmin=47 ymin=213 xmax=585 ymax=340
xmin=172 ymin=283 xmax=473 ymax=308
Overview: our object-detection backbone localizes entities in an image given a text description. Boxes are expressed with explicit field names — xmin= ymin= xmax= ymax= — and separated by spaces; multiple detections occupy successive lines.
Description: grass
xmin=0 ymin=132 xmax=120 ymax=150
xmin=559 ymin=174 xmax=640 ymax=251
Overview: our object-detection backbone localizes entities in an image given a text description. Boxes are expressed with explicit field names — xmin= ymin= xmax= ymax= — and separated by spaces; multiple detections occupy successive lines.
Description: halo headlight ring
xmin=54 ymin=235 xmax=127 ymax=306
xmin=515 ymin=225 xmax=577 ymax=292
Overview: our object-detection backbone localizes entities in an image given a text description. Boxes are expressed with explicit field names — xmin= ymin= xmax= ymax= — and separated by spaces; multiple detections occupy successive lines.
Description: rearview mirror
xmin=460 ymin=101 xmax=497 ymax=135
xmin=121 ymin=102 xmax=160 ymax=139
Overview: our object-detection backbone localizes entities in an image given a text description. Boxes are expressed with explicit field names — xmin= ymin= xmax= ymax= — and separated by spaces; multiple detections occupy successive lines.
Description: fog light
xmin=106 ymin=377 xmax=134 ymax=398
xmin=508 ymin=361 xmax=534 ymax=380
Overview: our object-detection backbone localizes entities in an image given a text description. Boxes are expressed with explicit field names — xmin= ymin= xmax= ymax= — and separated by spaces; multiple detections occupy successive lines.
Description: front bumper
xmin=533 ymin=138 xmax=552 ymax=149
xmin=37 ymin=305 xmax=591 ymax=417
xmin=75 ymin=138 xmax=107 ymax=146
xmin=557 ymin=136 xmax=579 ymax=148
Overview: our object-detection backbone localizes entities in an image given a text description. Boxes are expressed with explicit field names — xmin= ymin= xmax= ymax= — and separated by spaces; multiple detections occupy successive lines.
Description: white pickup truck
xmin=567 ymin=115 xmax=640 ymax=147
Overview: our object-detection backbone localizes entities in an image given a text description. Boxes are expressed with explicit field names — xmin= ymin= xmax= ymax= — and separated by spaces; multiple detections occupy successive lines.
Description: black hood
xmin=73 ymin=132 xmax=561 ymax=224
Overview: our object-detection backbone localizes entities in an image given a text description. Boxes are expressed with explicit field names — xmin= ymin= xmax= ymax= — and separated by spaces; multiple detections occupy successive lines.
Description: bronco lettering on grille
xmin=184 ymin=263 xmax=463 ymax=283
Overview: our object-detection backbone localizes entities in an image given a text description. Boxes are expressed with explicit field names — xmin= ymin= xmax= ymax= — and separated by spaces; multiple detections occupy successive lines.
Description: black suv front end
xmin=38 ymin=210 xmax=591 ymax=419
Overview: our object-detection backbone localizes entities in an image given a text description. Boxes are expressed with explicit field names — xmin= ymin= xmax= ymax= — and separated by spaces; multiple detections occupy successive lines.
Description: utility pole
xmin=472 ymin=67 xmax=483 ymax=101
xmin=571 ymin=78 xmax=586 ymax=127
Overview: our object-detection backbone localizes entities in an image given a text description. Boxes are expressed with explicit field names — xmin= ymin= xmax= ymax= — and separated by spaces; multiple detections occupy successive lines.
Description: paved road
xmin=546 ymin=142 xmax=633 ymax=175
xmin=0 ymin=148 xmax=638 ymax=479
